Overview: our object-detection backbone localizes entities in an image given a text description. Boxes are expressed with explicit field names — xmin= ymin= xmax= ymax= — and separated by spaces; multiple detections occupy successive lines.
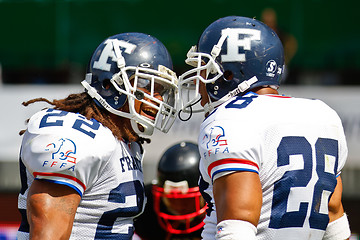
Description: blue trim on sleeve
xmin=36 ymin=178 xmax=83 ymax=197
xmin=212 ymin=168 xmax=259 ymax=182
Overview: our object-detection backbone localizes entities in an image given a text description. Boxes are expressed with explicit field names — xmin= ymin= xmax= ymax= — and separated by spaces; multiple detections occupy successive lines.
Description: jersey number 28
xmin=269 ymin=136 xmax=338 ymax=231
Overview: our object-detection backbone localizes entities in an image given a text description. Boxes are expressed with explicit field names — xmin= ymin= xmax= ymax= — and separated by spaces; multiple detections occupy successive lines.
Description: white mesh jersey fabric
xmin=198 ymin=92 xmax=347 ymax=240
xmin=17 ymin=109 xmax=145 ymax=239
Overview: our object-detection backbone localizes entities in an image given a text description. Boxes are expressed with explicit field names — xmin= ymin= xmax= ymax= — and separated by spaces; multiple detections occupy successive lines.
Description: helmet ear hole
xmin=223 ymin=70 xmax=233 ymax=81
xmin=102 ymin=79 xmax=111 ymax=90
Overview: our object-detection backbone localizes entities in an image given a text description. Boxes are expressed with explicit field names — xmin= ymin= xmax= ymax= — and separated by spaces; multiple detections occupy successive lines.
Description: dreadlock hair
xmin=19 ymin=92 xmax=151 ymax=145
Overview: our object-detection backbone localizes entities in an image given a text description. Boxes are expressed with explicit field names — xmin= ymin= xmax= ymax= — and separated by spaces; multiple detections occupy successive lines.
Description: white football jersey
xmin=198 ymin=92 xmax=347 ymax=240
xmin=17 ymin=109 xmax=146 ymax=240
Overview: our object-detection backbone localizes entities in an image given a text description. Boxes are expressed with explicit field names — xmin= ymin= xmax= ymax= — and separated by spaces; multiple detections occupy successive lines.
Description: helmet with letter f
xmin=179 ymin=16 xmax=284 ymax=115
xmin=81 ymin=32 xmax=179 ymax=136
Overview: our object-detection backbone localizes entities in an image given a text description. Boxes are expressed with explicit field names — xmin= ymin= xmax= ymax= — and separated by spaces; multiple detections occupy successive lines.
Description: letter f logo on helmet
xmin=221 ymin=28 xmax=261 ymax=62
xmin=93 ymin=39 xmax=137 ymax=71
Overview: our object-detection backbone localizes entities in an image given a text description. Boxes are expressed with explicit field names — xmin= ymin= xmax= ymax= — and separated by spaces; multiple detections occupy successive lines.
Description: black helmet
xmin=152 ymin=142 xmax=206 ymax=234
xmin=157 ymin=142 xmax=200 ymax=188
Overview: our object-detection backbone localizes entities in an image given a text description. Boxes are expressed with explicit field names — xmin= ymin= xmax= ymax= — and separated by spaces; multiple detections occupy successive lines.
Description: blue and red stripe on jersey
xmin=207 ymin=158 xmax=259 ymax=181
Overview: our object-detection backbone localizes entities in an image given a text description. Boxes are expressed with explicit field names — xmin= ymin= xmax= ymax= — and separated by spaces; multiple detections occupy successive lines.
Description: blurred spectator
xmin=261 ymin=8 xmax=298 ymax=81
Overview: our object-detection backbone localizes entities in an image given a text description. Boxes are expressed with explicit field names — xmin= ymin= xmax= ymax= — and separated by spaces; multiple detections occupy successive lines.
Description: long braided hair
xmin=19 ymin=92 xmax=150 ymax=144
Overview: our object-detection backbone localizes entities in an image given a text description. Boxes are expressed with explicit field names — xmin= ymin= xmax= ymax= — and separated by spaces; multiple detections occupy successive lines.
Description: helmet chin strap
xmin=82 ymin=77 xmax=156 ymax=136
xmin=202 ymin=32 xmax=258 ymax=115
xmin=82 ymin=77 xmax=133 ymax=120
xmin=211 ymin=31 xmax=229 ymax=59
xmin=203 ymin=76 xmax=258 ymax=115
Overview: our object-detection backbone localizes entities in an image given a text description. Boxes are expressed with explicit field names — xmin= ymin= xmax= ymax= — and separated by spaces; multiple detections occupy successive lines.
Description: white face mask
xmin=178 ymin=45 xmax=259 ymax=117
xmin=178 ymin=45 xmax=224 ymax=116
xmin=82 ymin=64 xmax=179 ymax=136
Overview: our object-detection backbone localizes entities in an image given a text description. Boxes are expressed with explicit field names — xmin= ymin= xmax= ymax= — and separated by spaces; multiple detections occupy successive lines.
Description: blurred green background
xmin=0 ymin=0 xmax=359 ymax=84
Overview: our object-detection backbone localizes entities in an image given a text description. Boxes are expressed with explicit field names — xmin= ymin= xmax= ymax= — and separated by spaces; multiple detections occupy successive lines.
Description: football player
xmin=133 ymin=142 xmax=207 ymax=240
xmin=17 ymin=32 xmax=179 ymax=239
xmin=178 ymin=16 xmax=351 ymax=240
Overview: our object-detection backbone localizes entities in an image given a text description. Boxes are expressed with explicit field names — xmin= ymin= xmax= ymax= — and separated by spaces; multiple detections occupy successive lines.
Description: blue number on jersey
xmin=72 ymin=115 xmax=100 ymax=139
xmin=225 ymin=94 xmax=258 ymax=109
xmin=95 ymin=180 xmax=145 ymax=239
xmin=269 ymin=136 xmax=338 ymax=230
xmin=310 ymin=138 xmax=338 ymax=230
xmin=199 ymin=173 xmax=214 ymax=217
xmin=39 ymin=109 xmax=68 ymax=127
xmin=39 ymin=109 xmax=100 ymax=138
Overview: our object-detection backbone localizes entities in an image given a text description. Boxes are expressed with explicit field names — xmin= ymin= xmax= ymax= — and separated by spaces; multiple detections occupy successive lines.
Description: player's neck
xmin=253 ymin=87 xmax=279 ymax=95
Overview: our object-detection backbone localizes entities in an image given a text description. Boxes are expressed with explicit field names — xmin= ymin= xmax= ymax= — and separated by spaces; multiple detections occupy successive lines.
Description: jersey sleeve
xmin=20 ymin=110 xmax=117 ymax=196
xmin=334 ymin=112 xmax=348 ymax=176
xmin=198 ymin=118 xmax=260 ymax=182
